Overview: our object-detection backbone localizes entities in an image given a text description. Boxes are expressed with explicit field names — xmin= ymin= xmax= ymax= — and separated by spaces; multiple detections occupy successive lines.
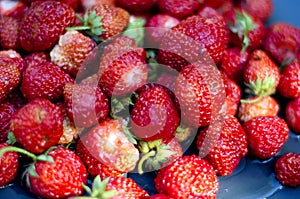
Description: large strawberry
xmin=19 ymin=1 xmax=75 ymax=52
xmin=0 ymin=102 xmax=15 ymax=142
xmin=0 ymin=143 xmax=18 ymax=187
xmin=0 ymin=16 xmax=21 ymax=50
xmin=23 ymin=51 xmax=50 ymax=70
xmin=285 ymin=97 xmax=300 ymax=134
xmin=154 ymin=155 xmax=219 ymax=198
xmin=10 ymin=98 xmax=64 ymax=154
xmin=243 ymin=116 xmax=289 ymax=160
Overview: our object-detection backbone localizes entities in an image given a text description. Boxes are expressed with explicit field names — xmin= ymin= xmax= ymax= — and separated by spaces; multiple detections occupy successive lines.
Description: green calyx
xmin=110 ymin=96 xmax=134 ymax=119
xmin=67 ymin=10 xmax=105 ymax=42
xmin=123 ymin=17 xmax=146 ymax=47
xmin=6 ymin=132 xmax=17 ymax=145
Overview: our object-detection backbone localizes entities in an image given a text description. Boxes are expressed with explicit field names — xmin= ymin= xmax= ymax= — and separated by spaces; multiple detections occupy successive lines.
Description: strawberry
xmin=0 ymin=57 xmax=22 ymax=102
xmin=285 ymin=97 xmax=300 ymax=134
xmin=243 ymin=49 xmax=280 ymax=98
xmin=79 ymin=118 xmax=139 ymax=173
xmin=76 ymin=139 xmax=124 ymax=178
xmin=21 ymin=61 xmax=74 ymax=102
xmin=239 ymin=0 xmax=273 ymax=21
xmin=0 ymin=54 xmax=25 ymax=73
xmin=150 ymin=194 xmax=174 ymax=199
xmin=0 ymin=49 xmax=22 ymax=59
xmin=277 ymin=61 xmax=300 ymax=98
xmin=0 ymin=102 xmax=15 ymax=142
xmin=263 ymin=23 xmax=300 ymax=65
xmin=0 ymin=16 xmax=21 ymax=50
xmin=219 ymin=47 xmax=249 ymax=85
xmin=154 ymin=155 xmax=219 ymax=198
xmin=81 ymin=0 xmax=116 ymax=10
xmin=157 ymin=0 xmax=201 ymax=20
xmin=63 ymin=82 xmax=109 ymax=128
xmin=222 ymin=74 xmax=241 ymax=115
xmin=19 ymin=1 xmax=75 ymax=52
xmin=275 ymin=152 xmax=300 ymax=187
xmin=50 ymin=30 xmax=96 ymax=77
xmin=10 ymin=98 xmax=64 ymax=154
xmin=202 ymin=0 xmax=225 ymax=9
xmin=238 ymin=96 xmax=279 ymax=123
xmin=224 ymin=9 xmax=265 ymax=51
xmin=0 ymin=143 xmax=18 ymax=187
xmin=116 ymin=0 xmax=156 ymax=14
xmin=131 ymin=86 xmax=180 ymax=141
xmin=197 ymin=114 xmax=248 ymax=176
xmin=0 ymin=0 xmax=28 ymax=19
xmin=23 ymin=51 xmax=51 ymax=70
xmin=243 ymin=116 xmax=289 ymax=160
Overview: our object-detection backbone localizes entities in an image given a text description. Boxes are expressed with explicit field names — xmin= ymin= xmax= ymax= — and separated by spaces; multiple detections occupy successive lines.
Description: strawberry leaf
xmin=6 ymin=132 xmax=17 ymax=145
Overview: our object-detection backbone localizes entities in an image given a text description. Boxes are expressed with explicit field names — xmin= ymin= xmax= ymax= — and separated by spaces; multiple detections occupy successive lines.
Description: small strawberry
xmin=23 ymin=51 xmax=51 ymax=70
xmin=275 ymin=152 xmax=300 ymax=187
xmin=285 ymin=97 xmax=300 ymax=134
xmin=80 ymin=118 xmax=139 ymax=173
xmin=116 ymin=0 xmax=156 ymax=14
xmin=50 ymin=30 xmax=96 ymax=77
xmin=239 ymin=0 xmax=273 ymax=21
xmin=154 ymin=155 xmax=219 ymax=198
xmin=19 ymin=1 xmax=75 ymax=52
xmin=0 ymin=102 xmax=15 ymax=142
xmin=222 ymin=74 xmax=241 ymax=115
xmin=157 ymin=0 xmax=201 ymax=20
xmin=21 ymin=61 xmax=74 ymax=102
xmin=263 ymin=23 xmax=300 ymax=65
xmin=243 ymin=116 xmax=289 ymax=160
xmin=0 ymin=16 xmax=21 ymax=50
xmin=238 ymin=96 xmax=279 ymax=123
xmin=197 ymin=114 xmax=248 ymax=176
xmin=0 ymin=143 xmax=18 ymax=187
xmin=10 ymin=98 xmax=64 ymax=154
xmin=277 ymin=61 xmax=300 ymax=98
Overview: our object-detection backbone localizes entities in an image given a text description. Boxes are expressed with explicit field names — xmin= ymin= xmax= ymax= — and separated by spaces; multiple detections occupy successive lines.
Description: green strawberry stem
xmin=138 ymin=150 xmax=156 ymax=174
xmin=67 ymin=26 xmax=91 ymax=31
xmin=123 ymin=17 xmax=146 ymax=46
xmin=0 ymin=146 xmax=37 ymax=161
xmin=240 ymin=95 xmax=263 ymax=104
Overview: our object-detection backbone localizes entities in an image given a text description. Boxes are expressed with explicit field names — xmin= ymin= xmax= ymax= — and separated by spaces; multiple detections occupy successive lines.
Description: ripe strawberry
xmin=21 ymin=61 xmax=74 ymax=102
xmin=275 ymin=152 xmax=300 ymax=187
xmin=0 ymin=49 xmax=22 ymax=59
xmin=63 ymin=82 xmax=109 ymax=128
xmin=157 ymin=0 xmax=201 ymax=20
xmin=238 ymin=96 xmax=279 ymax=123
xmin=0 ymin=102 xmax=15 ymax=142
xmin=285 ymin=97 xmax=300 ymax=134
xmin=239 ymin=0 xmax=273 ymax=21
xmin=243 ymin=116 xmax=289 ymax=160
xmin=0 ymin=0 xmax=28 ymax=19
xmin=219 ymin=47 xmax=249 ymax=85
xmin=76 ymin=140 xmax=124 ymax=178
xmin=154 ymin=155 xmax=219 ymax=198
xmin=277 ymin=61 xmax=300 ymax=98
xmin=224 ymin=9 xmax=265 ymax=51
xmin=0 ymin=57 xmax=21 ymax=102
xmin=0 ymin=54 xmax=25 ymax=73
xmin=10 ymin=98 xmax=64 ymax=154
xmin=19 ymin=1 xmax=75 ymax=52
xmin=150 ymin=194 xmax=174 ymax=199
xmin=243 ymin=49 xmax=280 ymax=98
xmin=116 ymin=0 xmax=156 ymax=14
xmin=50 ymin=30 xmax=96 ymax=77
xmin=80 ymin=118 xmax=139 ymax=173
xmin=131 ymin=86 xmax=180 ymax=141
xmin=197 ymin=114 xmax=248 ymax=176
xmin=81 ymin=0 xmax=116 ymax=10
xmin=222 ymin=74 xmax=241 ymax=115
xmin=263 ymin=23 xmax=300 ymax=65
xmin=0 ymin=16 xmax=21 ymax=50
xmin=202 ymin=0 xmax=225 ymax=9
xmin=0 ymin=143 xmax=18 ymax=187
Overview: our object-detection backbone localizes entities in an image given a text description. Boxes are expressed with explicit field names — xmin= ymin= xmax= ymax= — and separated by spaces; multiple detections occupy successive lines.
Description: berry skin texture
xmin=27 ymin=147 xmax=87 ymax=198
xmin=154 ymin=155 xmax=219 ymax=198
xmin=0 ymin=143 xmax=18 ymax=187
xmin=19 ymin=1 xmax=75 ymax=52
xmin=222 ymin=74 xmax=241 ymax=115
xmin=239 ymin=0 xmax=273 ymax=21
xmin=0 ymin=16 xmax=21 ymax=50
xmin=243 ymin=116 xmax=289 ymax=160
xmin=0 ymin=102 xmax=15 ymax=142
xmin=116 ymin=0 xmax=156 ymax=14
xmin=275 ymin=153 xmax=300 ymax=187
xmin=10 ymin=98 xmax=64 ymax=154
xmin=285 ymin=97 xmax=300 ymax=134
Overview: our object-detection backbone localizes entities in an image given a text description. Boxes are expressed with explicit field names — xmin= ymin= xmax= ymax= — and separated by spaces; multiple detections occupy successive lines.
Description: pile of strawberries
xmin=0 ymin=0 xmax=300 ymax=198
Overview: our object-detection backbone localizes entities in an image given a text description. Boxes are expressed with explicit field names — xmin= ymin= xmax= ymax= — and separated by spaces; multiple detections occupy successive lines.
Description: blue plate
xmin=1 ymin=0 xmax=300 ymax=198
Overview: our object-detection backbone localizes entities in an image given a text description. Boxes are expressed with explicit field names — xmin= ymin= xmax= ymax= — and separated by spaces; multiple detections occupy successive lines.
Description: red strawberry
xmin=0 ymin=102 xmax=15 ymax=142
xmin=116 ymin=0 xmax=156 ymax=14
xmin=0 ymin=49 xmax=22 ymax=59
xmin=0 ymin=143 xmax=18 ymax=187
xmin=197 ymin=114 xmax=248 ymax=176
xmin=81 ymin=0 xmax=116 ymax=10
xmin=80 ymin=118 xmax=139 ymax=173
xmin=23 ymin=51 xmax=51 ymax=70
xmin=219 ymin=47 xmax=249 ymax=85
xmin=0 ymin=0 xmax=28 ymax=19
xmin=154 ymin=155 xmax=219 ymax=198
xmin=277 ymin=61 xmax=300 ymax=98
xmin=0 ymin=57 xmax=21 ymax=102
xmin=222 ymin=74 xmax=241 ymax=115
xmin=263 ymin=23 xmax=300 ymax=65
xmin=19 ymin=1 xmax=75 ymax=52
xmin=243 ymin=49 xmax=280 ymax=98
xmin=21 ymin=61 xmax=74 ymax=102
xmin=76 ymin=139 xmax=124 ymax=178
xmin=50 ymin=30 xmax=96 ymax=77
xmin=10 ymin=98 xmax=64 ymax=154
xmin=63 ymin=82 xmax=109 ymax=128
xmin=0 ymin=16 xmax=21 ymax=50
xmin=239 ymin=0 xmax=273 ymax=21
xmin=0 ymin=54 xmax=25 ymax=73
xmin=285 ymin=97 xmax=300 ymax=134
xmin=157 ymin=0 xmax=201 ymax=20
xmin=202 ymin=0 xmax=225 ymax=9
xmin=275 ymin=152 xmax=300 ymax=187
xmin=131 ymin=86 xmax=180 ymax=141
xmin=243 ymin=116 xmax=289 ymax=160
xmin=150 ymin=194 xmax=174 ymax=199
xmin=238 ymin=96 xmax=279 ymax=123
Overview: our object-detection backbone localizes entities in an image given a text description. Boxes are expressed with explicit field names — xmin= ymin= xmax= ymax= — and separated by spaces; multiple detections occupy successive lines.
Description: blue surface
xmin=1 ymin=0 xmax=300 ymax=198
